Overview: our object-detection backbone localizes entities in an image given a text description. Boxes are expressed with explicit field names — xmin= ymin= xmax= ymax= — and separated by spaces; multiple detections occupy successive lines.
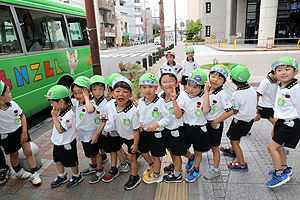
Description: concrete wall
xmin=235 ymin=0 xmax=247 ymax=44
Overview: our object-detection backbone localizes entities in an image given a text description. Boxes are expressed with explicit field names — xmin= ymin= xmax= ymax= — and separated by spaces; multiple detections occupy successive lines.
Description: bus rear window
xmin=0 ymin=5 xmax=22 ymax=56
xmin=66 ymin=16 xmax=89 ymax=47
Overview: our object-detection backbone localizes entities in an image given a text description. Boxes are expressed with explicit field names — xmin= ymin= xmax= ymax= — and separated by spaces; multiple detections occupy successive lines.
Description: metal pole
xmin=174 ymin=0 xmax=177 ymax=46
xmin=160 ymin=0 xmax=165 ymax=47
xmin=84 ymin=0 xmax=101 ymax=75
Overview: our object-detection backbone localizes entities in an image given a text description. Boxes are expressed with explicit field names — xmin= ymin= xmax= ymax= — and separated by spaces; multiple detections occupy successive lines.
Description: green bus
xmin=0 ymin=0 xmax=92 ymax=117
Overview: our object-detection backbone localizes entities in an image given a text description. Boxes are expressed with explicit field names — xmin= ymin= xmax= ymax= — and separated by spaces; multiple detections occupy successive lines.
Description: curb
xmin=205 ymin=44 xmax=300 ymax=52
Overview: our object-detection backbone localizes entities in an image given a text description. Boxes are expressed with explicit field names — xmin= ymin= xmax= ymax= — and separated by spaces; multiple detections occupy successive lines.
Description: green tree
xmin=153 ymin=23 xmax=161 ymax=38
xmin=185 ymin=19 xmax=202 ymax=40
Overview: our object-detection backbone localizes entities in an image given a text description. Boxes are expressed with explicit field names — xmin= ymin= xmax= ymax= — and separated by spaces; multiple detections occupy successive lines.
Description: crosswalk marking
xmin=100 ymin=52 xmax=150 ymax=58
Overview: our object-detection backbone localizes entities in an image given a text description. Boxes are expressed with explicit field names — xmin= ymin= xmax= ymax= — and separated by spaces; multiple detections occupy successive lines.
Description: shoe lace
xmin=168 ymin=172 xmax=174 ymax=178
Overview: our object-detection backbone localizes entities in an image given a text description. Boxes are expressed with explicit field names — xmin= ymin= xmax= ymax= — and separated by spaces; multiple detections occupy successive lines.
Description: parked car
xmin=154 ymin=37 xmax=161 ymax=45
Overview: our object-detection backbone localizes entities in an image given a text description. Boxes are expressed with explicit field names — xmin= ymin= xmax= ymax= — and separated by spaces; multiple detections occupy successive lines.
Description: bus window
xmin=15 ymin=8 xmax=69 ymax=52
xmin=66 ymin=16 xmax=89 ymax=46
xmin=0 ymin=5 xmax=22 ymax=55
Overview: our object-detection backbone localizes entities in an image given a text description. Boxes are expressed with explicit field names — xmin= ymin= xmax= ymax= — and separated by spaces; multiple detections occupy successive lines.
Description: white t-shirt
xmin=51 ymin=105 xmax=76 ymax=145
xmin=104 ymin=100 xmax=140 ymax=140
xmin=0 ymin=101 xmax=23 ymax=134
xmin=231 ymin=85 xmax=257 ymax=121
xmin=137 ymin=95 xmax=171 ymax=132
xmin=274 ymin=79 xmax=300 ymax=120
xmin=205 ymin=86 xmax=233 ymax=121
xmin=160 ymin=61 xmax=182 ymax=74
xmin=71 ymin=98 xmax=97 ymax=142
xmin=91 ymin=95 xmax=108 ymax=130
xmin=159 ymin=91 xmax=183 ymax=130
xmin=177 ymin=90 xmax=207 ymax=126
xmin=181 ymin=57 xmax=199 ymax=78
xmin=257 ymin=74 xmax=278 ymax=108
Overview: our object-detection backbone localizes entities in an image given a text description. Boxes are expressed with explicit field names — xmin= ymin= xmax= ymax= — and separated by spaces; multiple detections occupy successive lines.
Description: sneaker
xmin=163 ymin=172 xmax=183 ymax=183
xmin=284 ymin=148 xmax=289 ymax=154
xmin=185 ymin=168 xmax=200 ymax=182
xmin=186 ymin=154 xmax=195 ymax=171
xmin=89 ymin=168 xmax=105 ymax=184
xmin=143 ymin=172 xmax=163 ymax=184
xmin=163 ymin=163 xmax=174 ymax=172
xmin=269 ymin=166 xmax=292 ymax=176
xmin=0 ymin=167 xmax=11 ymax=186
xmin=50 ymin=174 xmax=68 ymax=188
xmin=102 ymin=154 xmax=108 ymax=164
xmin=220 ymin=147 xmax=236 ymax=157
xmin=15 ymin=168 xmax=31 ymax=179
xmin=102 ymin=169 xmax=119 ymax=182
xmin=124 ymin=175 xmax=141 ymax=190
xmin=266 ymin=173 xmax=290 ymax=188
xmin=30 ymin=172 xmax=41 ymax=185
xmin=143 ymin=165 xmax=154 ymax=177
xmin=66 ymin=173 xmax=83 ymax=187
xmin=204 ymin=168 xmax=221 ymax=180
xmin=82 ymin=164 xmax=96 ymax=175
xmin=227 ymin=161 xmax=248 ymax=172
xmin=118 ymin=163 xmax=130 ymax=173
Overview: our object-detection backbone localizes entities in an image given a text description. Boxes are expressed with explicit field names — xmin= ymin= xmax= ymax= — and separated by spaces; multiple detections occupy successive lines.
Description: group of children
xmin=0 ymin=46 xmax=299 ymax=190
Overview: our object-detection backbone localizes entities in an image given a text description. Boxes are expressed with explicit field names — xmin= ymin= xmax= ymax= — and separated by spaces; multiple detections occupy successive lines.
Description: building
xmin=115 ymin=0 xmax=129 ymax=45
xmin=127 ymin=0 xmax=143 ymax=42
xmin=187 ymin=0 xmax=300 ymax=47
xmin=142 ymin=7 xmax=153 ymax=42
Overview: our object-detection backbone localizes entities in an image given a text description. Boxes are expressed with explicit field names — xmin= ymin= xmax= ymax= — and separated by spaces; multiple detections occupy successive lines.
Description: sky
xmin=142 ymin=0 xmax=187 ymax=28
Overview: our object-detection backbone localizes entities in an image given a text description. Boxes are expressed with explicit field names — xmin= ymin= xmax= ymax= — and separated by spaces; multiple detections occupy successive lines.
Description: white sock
xmin=58 ymin=173 xmax=65 ymax=177
xmin=173 ymin=170 xmax=181 ymax=177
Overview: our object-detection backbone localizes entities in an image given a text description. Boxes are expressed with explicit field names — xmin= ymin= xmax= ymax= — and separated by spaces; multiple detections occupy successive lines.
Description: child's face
xmin=50 ymin=99 xmax=63 ymax=110
xmin=0 ymin=87 xmax=11 ymax=103
xmin=112 ymin=86 xmax=132 ymax=106
xmin=166 ymin=54 xmax=175 ymax=64
xmin=139 ymin=85 xmax=158 ymax=99
xmin=91 ymin=84 xmax=105 ymax=100
xmin=275 ymin=65 xmax=298 ymax=83
xmin=187 ymin=81 xmax=202 ymax=97
xmin=160 ymin=75 xmax=178 ymax=94
xmin=209 ymin=72 xmax=225 ymax=90
xmin=72 ymin=86 xmax=85 ymax=104
xmin=186 ymin=52 xmax=194 ymax=58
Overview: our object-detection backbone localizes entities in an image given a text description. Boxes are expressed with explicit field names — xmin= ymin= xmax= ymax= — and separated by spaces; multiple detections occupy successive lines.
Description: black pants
xmin=0 ymin=147 xmax=8 ymax=169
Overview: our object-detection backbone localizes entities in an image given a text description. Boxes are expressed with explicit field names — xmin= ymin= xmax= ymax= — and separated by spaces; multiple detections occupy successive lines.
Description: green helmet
xmin=45 ymin=85 xmax=69 ymax=100
xmin=107 ymin=73 xmax=122 ymax=87
xmin=90 ymin=75 xmax=106 ymax=85
xmin=230 ymin=64 xmax=250 ymax=82
xmin=186 ymin=47 xmax=194 ymax=53
xmin=139 ymin=73 xmax=158 ymax=86
xmin=165 ymin=50 xmax=175 ymax=57
xmin=186 ymin=69 xmax=207 ymax=85
xmin=271 ymin=56 xmax=298 ymax=71
xmin=73 ymin=76 xmax=90 ymax=89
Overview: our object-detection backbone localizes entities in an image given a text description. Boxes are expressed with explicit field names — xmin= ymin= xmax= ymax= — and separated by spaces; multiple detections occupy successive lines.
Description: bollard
xmin=142 ymin=58 xmax=147 ymax=70
xmin=158 ymin=50 xmax=162 ymax=59
xmin=136 ymin=60 xmax=141 ymax=64
xmin=152 ymin=52 xmax=156 ymax=63
xmin=148 ymin=55 xmax=153 ymax=67
xmin=156 ymin=52 xmax=159 ymax=62
xmin=18 ymin=142 xmax=42 ymax=172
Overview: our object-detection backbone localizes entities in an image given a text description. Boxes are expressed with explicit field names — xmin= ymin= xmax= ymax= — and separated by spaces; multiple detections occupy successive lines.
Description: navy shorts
xmin=121 ymin=138 xmax=136 ymax=154
xmin=53 ymin=139 xmax=78 ymax=167
xmin=139 ymin=131 xmax=166 ymax=157
xmin=273 ymin=119 xmax=300 ymax=149
xmin=226 ymin=118 xmax=254 ymax=141
xmin=258 ymin=106 xmax=274 ymax=119
xmin=183 ymin=124 xmax=211 ymax=152
xmin=162 ymin=127 xmax=187 ymax=156
xmin=206 ymin=121 xmax=224 ymax=147
xmin=101 ymin=134 xmax=122 ymax=153
xmin=81 ymin=140 xmax=100 ymax=158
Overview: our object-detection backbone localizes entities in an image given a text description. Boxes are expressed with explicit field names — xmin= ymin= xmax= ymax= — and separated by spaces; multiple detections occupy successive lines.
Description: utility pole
xmin=160 ymin=0 xmax=165 ymax=47
xmin=84 ymin=0 xmax=101 ymax=75
xmin=174 ymin=0 xmax=177 ymax=46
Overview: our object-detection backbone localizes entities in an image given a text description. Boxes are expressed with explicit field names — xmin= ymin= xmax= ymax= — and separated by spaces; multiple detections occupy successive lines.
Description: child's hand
xmin=140 ymin=122 xmax=144 ymax=132
xmin=210 ymin=120 xmax=218 ymax=129
xmin=51 ymin=107 xmax=59 ymax=117
xmin=82 ymin=88 xmax=90 ymax=98
xmin=105 ymin=132 xmax=109 ymax=137
xmin=131 ymin=144 xmax=138 ymax=154
xmin=204 ymin=81 xmax=209 ymax=93
xmin=147 ymin=123 xmax=159 ymax=132
xmin=20 ymin=132 xmax=28 ymax=145
xmin=90 ymin=134 xmax=99 ymax=144
xmin=254 ymin=113 xmax=261 ymax=122
xmin=170 ymin=87 xmax=177 ymax=101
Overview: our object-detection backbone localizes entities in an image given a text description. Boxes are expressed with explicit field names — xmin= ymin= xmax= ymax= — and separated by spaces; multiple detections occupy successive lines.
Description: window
xmin=66 ymin=16 xmax=89 ymax=47
xmin=206 ymin=26 xmax=211 ymax=37
xmin=134 ymin=0 xmax=140 ymax=3
xmin=0 ymin=5 xmax=22 ymax=56
xmin=135 ymin=8 xmax=141 ymax=13
xmin=206 ymin=2 xmax=211 ymax=13
xmin=15 ymin=8 xmax=69 ymax=52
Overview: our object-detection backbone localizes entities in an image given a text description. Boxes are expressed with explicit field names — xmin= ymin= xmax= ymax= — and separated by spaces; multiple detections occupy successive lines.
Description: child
xmin=70 ymin=76 xmax=104 ymax=184
xmin=160 ymin=50 xmax=182 ymax=75
xmin=0 ymin=81 xmax=41 ymax=185
xmin=266 ymin=57 xmax=300 ymax=188
xmin=203 ymin=65 xmax=233 ymax=179
xmin=157 ymin=67 xmax=186 ymax=182
xmin=104 ymin=76 xmax=141 ymax=190
xmin=220 ymin=64 xmax=256 ymax=171
xmin=0 ymin=146 xmax=11 ymax=186
xmin=180 ymin=47 xmax=199 ymax=90
xmin=45 ymin=85 xmax=82 ymax=187
xmin=172 ymin=69 xmax=211 ymax=182
xmin=102 ymin=74 xmax=129 ymax=182
xmin=138 ymin=73 xmax=171 ymax=184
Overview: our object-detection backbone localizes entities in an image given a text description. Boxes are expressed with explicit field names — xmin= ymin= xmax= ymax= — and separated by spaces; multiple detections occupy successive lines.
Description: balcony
xmin=103 ymin=14 xmax=117 ymax=24
xmin=100 ymin=27 xmax=110 ymax=37
xmin=98 ymin=0 xmax=115 ymax=11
